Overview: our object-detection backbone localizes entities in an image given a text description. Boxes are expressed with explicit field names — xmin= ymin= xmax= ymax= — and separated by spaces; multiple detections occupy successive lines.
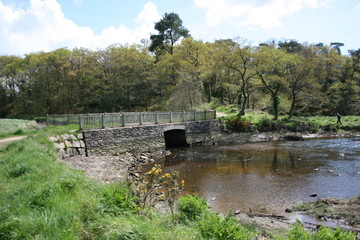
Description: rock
xmin=64 ymin=140 xmax=73 ymax=148
xmin=310 ymin=193 xmax=318 ymax=197
xmin=77 ymin=133 xmax=83 ymax=140
xmin=54 ymin=142 xmax=65 ymax=149
xmin=48 ymin=136 xmax=58 ymax=142
xmin=61 ymin=133 xmax=71 ymax=140
xmin=234 ymin=210 xmax=241 ymax=215
xmin=80 ymin=140 xmax=85 ymax=148
xmin=72 ymin=140 xmax=81 ymax=148
xmin=78 ymin=148 xmax=86 ymax=156
xmin=69 ymin=134 xmax=77 ymax=141
xmin=210 ymin=197 xmax=216 ymax=201
xmin=285 ymin=208 xmax=292 ymax=213
xmin=58 ymin=149 xmax=67 ymax=159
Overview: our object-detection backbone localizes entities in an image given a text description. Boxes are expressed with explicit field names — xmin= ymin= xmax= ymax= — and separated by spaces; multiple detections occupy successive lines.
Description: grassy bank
xmin=0 ymin=123 xmax=358 ymax=239
xmin=214 ymin=107 xmax=360 ymax=133
xmin=0 ymin=118 xmax=41 ymax=139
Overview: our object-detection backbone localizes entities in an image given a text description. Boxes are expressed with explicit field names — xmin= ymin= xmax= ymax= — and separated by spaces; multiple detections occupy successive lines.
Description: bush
xmin=198 ymin=212 xmax=255 ymax=240
xmin=288 ymin=222 xmax=356 ymax=240
xmin=178 ymin=194 xmax=208 ymax=223
xmin=226 ymin=117 xmax=252 ymax=132
xmin=256 ymin=118 xmax=276 ymax=132
xmin=99 ymin=182 xmax=139 ymax=215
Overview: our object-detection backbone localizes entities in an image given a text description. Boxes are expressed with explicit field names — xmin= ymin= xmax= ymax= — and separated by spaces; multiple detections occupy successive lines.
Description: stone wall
xmin=83 ymin=120 xmax=219 ymax=156
xmin=49 ymin=133 xmax=86 ymax=159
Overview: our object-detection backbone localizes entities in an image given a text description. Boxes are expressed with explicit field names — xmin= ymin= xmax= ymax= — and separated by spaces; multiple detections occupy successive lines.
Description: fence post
xmin=170 ymin=111 xmax=173 ymax=123
xmin=67 ymin=114 xmax=70 ymax=125
xmin=155 ymin=112 xmax=158 ymax=124
xmin=102 ymin=113 xmax=105 ymax=128
xmin=121 ymin=113 xmax=125 ymax=127
xmin=46 ymin=114 xmax=49 ymax=125
xmin=139 ymin=113 xmax=143 ymax=125
xmin=183 ymin=111 xmax=186 ymax=122
xmin=79 ymin=115 xmax=83 ymax=130
xmin=193 ymin=111 xmax=196 ymax=121
xmin=214 ymin=110 xmax=216 ymax=119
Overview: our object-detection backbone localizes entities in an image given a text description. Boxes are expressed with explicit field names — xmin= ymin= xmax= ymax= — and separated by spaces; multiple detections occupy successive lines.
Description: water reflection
xmin=142 ymin=138 xmax=360 ymax=215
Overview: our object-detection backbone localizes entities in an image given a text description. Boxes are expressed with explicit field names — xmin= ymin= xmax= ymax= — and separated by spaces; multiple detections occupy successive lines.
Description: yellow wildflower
xmin=181 ymin=180 xmax=185 ymax=188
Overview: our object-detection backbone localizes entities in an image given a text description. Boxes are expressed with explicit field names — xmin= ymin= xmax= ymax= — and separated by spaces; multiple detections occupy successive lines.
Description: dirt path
xmin=0 ymin=136 xmax=27 ymax=149
xmin=216 ymin=111 xmax=228 ymax=117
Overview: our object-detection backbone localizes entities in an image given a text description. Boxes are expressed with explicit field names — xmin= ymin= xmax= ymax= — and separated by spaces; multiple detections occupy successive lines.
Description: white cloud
xmin=194 ymin=0 xmax=326 ymax=29
xmin=0 ymin=0 xmax=160 ymax=55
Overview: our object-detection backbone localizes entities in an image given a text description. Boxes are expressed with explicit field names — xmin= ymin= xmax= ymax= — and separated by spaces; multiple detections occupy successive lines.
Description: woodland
xmin=0 ymin=13 xmax=359 ymax=119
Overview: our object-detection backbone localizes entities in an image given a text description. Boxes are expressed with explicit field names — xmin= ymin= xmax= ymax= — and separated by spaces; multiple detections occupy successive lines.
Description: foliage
xmin=226 ymin=116 xmax=252 ymax=132
xmin=132 ymin=164 xmax=184 ymax=219
xmin=198 ymin=212 xmax=255 ymax=240
xmin=0 ymin=119 xmax=40 ymax=138
xmin=288 ymin=222 xmax=356 ymax=240
xmin=149 ymin=12 xmax=190 ymax=56
xmin=98 ymin=182 xmax=139 ymax=215
xmin=1 ymin=37 xmax=360 ymax=117
xmin=178 ymin=194 xmax=208 ymax=223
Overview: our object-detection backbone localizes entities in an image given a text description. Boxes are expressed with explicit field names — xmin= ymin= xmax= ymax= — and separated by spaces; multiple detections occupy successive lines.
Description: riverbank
xmin=61 ymin=131 xmax=360 ymax=184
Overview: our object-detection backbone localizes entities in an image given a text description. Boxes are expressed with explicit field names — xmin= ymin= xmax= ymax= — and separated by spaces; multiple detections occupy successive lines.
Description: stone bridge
xmin=83 ymin=119 xmax=220 ymax=156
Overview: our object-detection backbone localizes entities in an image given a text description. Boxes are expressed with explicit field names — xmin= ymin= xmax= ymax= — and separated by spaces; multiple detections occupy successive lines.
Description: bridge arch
xmin=164 ymin=129 xmax=189 ymax=148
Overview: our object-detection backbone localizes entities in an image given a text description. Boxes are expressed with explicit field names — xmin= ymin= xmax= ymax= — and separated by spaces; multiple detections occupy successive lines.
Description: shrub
xmin=99 ymin=182 xmax=139 ymax=215
xmin=288 ymin=222 xmax=356 ymax=240
xmin=198 ymin=212 xmax=255 ymax=240
xmin=178 ymin=194 xmax=208 ymax=224
xmin=256 ymin=118 xmax=276 ymax=132
xmin=226 ymin=117 xmax=252 ymax=132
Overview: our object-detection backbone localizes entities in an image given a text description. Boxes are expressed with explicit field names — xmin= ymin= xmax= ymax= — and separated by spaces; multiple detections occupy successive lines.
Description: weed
xmin=178 ymin=194 xmax=208 ymax=223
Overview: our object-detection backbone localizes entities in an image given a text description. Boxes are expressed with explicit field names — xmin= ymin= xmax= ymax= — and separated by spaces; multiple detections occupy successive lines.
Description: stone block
xmin=72 ymin=140 xmax=81 ymax=148
xmin=48 ymin=136 xmax=58 ymax=142
xmin=54 ymin=142 xmax=65 ymax=149
xmin=77 ymin=133 xmax=83 ymax=140
xmin=65 ymin=140 xmax=73 ymax=148
xmin=61 ymin=133 xmax=71 ymax=140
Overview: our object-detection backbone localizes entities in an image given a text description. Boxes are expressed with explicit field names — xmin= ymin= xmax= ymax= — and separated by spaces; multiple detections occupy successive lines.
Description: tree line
xmin=0 ymin=13 xmax=359 ymax=118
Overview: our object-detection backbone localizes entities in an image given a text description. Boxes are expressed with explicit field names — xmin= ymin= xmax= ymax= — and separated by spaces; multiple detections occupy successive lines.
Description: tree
xmin=149 ymin=12 xmax=190 ymax=56
xmin=255 ymin=46 xmax=289 ymax=120
xmin=278 ymin=40 xmax=303 ymax=54
xmin=0 ymin=56 xmax=23 ymax=116
xmin=215 ymin=38 xmax=259 ymax=116
xmin=286 ymin=54 xmax=317 ymax=117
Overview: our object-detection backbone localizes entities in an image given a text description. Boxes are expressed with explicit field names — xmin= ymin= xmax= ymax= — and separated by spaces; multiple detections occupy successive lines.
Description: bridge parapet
xmin=46 ymin=110 xmax=216 ymax=130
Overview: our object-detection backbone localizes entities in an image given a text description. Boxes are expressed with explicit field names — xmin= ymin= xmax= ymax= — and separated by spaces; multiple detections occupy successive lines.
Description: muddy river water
xmin=143 ymin=137 xmax=360 ymax=216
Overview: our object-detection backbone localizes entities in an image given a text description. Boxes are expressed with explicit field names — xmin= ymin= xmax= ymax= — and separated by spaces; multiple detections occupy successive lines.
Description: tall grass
xmin=0 ymin=119 xmax=40 ymax=138
xmin=0 ymin=132 xmax=99 ymax=239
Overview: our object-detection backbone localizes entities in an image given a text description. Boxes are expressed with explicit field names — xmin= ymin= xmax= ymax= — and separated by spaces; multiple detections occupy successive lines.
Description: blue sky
xmin=1 ymin=0 xmax=359 ymax=55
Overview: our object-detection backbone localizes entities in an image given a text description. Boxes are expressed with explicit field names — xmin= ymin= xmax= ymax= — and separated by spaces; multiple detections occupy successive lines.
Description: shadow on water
xmin=143 ymin=137 xmax=360 ymax=224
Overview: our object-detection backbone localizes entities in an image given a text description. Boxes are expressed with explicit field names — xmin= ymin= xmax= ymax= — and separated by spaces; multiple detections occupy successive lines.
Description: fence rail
xmin=46 ymin=110 xmax=216 ymax=130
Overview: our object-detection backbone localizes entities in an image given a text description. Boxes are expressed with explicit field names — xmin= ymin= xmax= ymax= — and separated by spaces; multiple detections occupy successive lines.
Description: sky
xmin=1 ymin=0 xmax=359 ymax=56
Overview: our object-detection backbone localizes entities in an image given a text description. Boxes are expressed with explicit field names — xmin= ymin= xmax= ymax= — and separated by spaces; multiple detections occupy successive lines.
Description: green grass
xmin=215 ymin=108 xmax=360 ymax=133
xmin=0 ymin=119 xmax=41 ymax=139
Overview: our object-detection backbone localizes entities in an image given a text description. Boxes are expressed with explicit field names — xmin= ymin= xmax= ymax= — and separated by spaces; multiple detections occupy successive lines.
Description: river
xmin=142 ymin=137 xmax=360 ymax=216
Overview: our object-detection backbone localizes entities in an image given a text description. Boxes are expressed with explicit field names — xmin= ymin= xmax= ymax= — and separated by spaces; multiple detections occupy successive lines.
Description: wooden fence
xmin=46 ymin=110 xmax=216 ymax=130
